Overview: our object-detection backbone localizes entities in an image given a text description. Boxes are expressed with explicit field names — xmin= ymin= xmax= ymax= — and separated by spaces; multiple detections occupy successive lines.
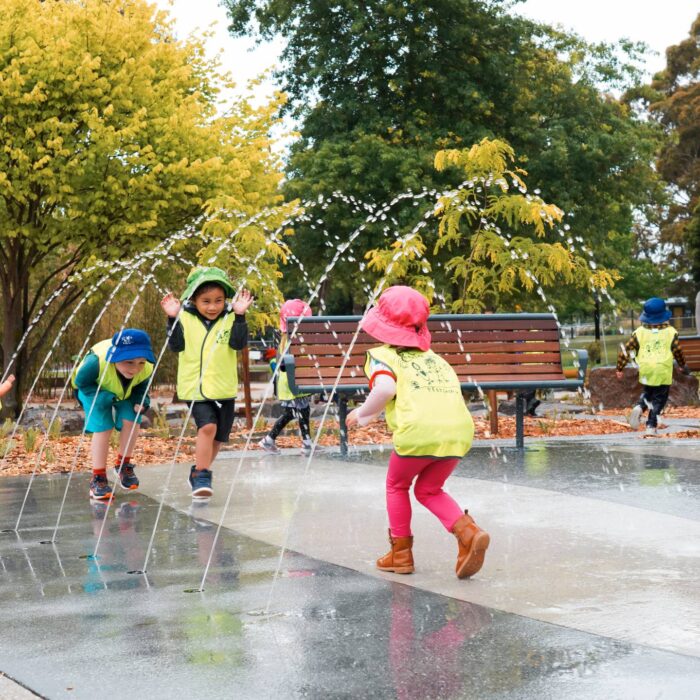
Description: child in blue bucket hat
xmin=72 ymin=329 xmax=156 ymax=500
xmin=616 ymin=297 xmax=690 ymax=435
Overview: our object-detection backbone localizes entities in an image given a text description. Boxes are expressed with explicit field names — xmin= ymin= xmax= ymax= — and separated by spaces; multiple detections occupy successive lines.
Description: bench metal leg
xmin=487 ymin=389 xmax=499 ymax=435
xmin=338 ymin=396 xmax=348 ymax=457
xmin=515 ymin=392 xmax=525 ymax=449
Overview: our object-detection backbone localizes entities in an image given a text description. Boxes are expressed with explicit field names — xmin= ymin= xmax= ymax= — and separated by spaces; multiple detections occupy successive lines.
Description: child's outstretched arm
xmin=161 ymin=292 xmax=185 ymax=352
xmin=616 ymin=334 xmax=639 ymax=378
xmin=130 ymin=377 xmax=151 ymax=414
xmin=229 ymin=289 xmax=252 ymax=351
xmin=0 ymin=374 xmax=15 ymax=398
xmin=346 ymin=374 xmax=396 ymax=427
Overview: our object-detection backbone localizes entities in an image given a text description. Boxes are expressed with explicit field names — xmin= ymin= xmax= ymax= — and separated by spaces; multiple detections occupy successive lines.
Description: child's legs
xmin=413 ymin=458 xmax=463 ymax=532
xmin=190 ymin=400 xmax=236 ymax=470
xmin=646 ymin=385 xmax=670 ymax=427
xmin=113 ymin=401 xmax=143 ymax=458
xmin=638 ymin=386 xmax=653 ymax=412
xmin=118 ymin=420 xmax=140 ymax=458
xmin=386 ymin=452 xmax=434 ymax=537
xmin=90 ymin=430 xmax=112 ymax=471
xmin=295 ymin=406 xmax=311 ymax=441
xmin=195 ymin=424 xmax=217 ymax=470
xmin=77 ymin=390 xmax=115 ymax=472
xmin=269 ymin=406 xmax=295 ymax=440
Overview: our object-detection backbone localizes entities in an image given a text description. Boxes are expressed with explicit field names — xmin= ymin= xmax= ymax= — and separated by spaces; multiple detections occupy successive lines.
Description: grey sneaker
xmin=259 ymin=436 xmax=280 ymax=454
xmin=644 ymin=426 xmax=658 ymax=436
xmin=628 ymin=405 xmax=643 ymax=429
xmin=301 ymin=439 xmax=313 ymax=456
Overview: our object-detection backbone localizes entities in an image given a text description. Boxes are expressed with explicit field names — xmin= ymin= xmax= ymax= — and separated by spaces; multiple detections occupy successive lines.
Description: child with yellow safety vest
xmin=72 ymin=329 xmax=155 ymax=501
xmin=616 ymin=297 xmax=689 ymax=435
xmin=346 ymin=286 xmax=490 ymax=578
xmin=259 ymin=299 xmax=314 ymax=455
xmin=161 ymin=267 xmax=252 ymax=498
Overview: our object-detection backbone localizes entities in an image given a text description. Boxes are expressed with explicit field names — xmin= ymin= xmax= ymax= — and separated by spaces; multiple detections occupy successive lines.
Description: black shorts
xmin=188 ymin=399 xmax=236 ymax=443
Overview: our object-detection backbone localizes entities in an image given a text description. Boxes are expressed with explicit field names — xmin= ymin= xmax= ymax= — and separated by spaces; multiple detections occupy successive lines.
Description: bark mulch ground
xmin=1 ymin=411 xmax=686 ymax=478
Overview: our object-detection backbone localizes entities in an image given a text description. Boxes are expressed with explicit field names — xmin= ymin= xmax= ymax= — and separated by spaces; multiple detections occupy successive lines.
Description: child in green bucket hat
xmin=161 ymin=267 xmax=253 ymax=498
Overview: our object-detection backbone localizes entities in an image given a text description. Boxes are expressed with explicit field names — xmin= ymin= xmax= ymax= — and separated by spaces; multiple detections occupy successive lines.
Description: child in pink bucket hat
xmin=347 ymin=285 xmax=490 ymax=578
xmin=259 ymin=299 xmax=315 ymax=455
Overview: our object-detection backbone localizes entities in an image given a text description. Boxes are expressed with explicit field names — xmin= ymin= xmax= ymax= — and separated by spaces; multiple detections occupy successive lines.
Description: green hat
xmin=182 ymin=267 xmax=236 ymax=301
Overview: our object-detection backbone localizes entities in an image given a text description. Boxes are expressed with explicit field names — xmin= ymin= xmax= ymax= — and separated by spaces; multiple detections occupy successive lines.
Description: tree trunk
xmin=593 ymin=294 xmax=601 ymax=341
xmin=1 ymin=268 xmax=27 ymax=419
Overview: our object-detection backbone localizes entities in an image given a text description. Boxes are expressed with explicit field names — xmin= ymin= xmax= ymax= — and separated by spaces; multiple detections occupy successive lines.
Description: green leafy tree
xmin=224 ymin=0 xmax=663 ymax=316
xmin=366 ymin=139 xmax=617 ymax=310
xmin=0 ymin=0 xmax=287 ymax=415
xmin=646 ymin=13 xmax=700 ymax=292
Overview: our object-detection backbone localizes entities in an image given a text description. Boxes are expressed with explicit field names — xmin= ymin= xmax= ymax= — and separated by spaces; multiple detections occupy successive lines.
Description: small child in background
xmin=259 ymin=299 xmax=314 ymax=456
xmin=346 ymin=285 xmax=490 ymax=579
xmin=616 ymin=297 xmax=689 ymax=435
xmin=161 ymin=266 xmax=252 ymax=498
xmin=72 ymin=330 xmax=155 ymax=501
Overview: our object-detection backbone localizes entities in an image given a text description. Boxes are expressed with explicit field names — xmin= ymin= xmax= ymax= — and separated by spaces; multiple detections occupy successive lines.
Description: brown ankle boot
xmin=452 ymin=510 xmax=490 ymax=579
xmin=376 ymin=529 xmax=414 ymax=574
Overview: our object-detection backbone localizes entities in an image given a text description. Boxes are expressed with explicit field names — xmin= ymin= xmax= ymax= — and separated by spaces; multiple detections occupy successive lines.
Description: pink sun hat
xmin=280 ymin=299 xmax=312 ymax=332
xmin=361 ymin=286 xmax=431 ymax=351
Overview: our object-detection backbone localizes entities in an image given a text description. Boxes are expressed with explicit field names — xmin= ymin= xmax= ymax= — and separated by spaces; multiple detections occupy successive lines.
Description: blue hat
xmin=106 ymin=329 xmax=156 ymax=364
xmin=639 ymin=297 xmax=671 ymax=324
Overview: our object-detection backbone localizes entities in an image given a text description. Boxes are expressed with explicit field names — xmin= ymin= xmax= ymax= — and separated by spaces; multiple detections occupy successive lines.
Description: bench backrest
xmin=679 ymin=335 xmax=700 ymax=371
xmin=285 ymin=314 xmax=584 ymax=394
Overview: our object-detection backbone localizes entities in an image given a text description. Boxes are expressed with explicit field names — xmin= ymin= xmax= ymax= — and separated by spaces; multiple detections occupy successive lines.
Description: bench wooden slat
xmin=292 ymin=330 xmax=561 ymax=345
xmin=679 ymin=336 xmax=700 ymax=371
xmin=293 ymin=348 xmax=565 ymax=367
xmin=291 ymin=318 xmax=559 ymax=332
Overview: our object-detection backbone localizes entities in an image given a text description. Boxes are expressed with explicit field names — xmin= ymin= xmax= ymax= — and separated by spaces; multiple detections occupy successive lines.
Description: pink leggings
xmin=386 ymin=451 xmax=463 ymax=537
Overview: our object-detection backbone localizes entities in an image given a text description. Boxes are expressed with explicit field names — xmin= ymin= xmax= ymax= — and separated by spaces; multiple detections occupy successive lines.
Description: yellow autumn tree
xmin=0 ymin=0 xmax=290 ymax=414
xmin=367 ymin=138 xmax=617 ymax=310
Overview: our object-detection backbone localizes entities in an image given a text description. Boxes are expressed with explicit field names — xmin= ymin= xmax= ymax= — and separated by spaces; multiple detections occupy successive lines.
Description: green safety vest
xmin=274 ymin=339 xmax=310 ymax=401
xmin=634 ymin=326 xmax=676 ymax=386
xmin=72 ymin=339 xmax=153 ymax=399
xmin=177 ymin=311 xmax=238 ymax=400
xmin=364 ymin=345 xmax=474 ymax=458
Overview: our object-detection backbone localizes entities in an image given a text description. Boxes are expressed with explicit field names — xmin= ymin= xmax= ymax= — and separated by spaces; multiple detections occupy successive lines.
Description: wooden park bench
xmin=678 ymin=335 xmax=700 ymax=372
xmin=283 ymin=314 xmax=587 ymax=454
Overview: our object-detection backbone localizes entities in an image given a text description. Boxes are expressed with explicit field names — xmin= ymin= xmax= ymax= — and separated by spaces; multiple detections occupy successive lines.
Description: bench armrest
xmin=576 ymin=348 xmax=588 ymax=380
xmin=282 ymin=353 xmax=300 ymax=395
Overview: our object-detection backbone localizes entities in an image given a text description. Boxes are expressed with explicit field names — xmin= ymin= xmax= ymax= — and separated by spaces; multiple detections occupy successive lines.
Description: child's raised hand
xmin=0 ymin=374 xmax=15 ymax=397
xmin=160 ymin=292 xmax=181 ymax=318
xmin=232 ymin=288 xmax=254 ymax=315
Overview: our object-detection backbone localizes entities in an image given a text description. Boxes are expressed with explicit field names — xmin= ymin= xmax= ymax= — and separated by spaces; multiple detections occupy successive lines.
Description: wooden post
xmin=241 ymin=346 xmax=253 ymax=430
xmin=488 ymin=389 xmax=499 ymax=435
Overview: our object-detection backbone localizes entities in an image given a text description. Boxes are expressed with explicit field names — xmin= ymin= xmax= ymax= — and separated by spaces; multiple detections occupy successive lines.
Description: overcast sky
xmin=154 ymin=0 xmax=699 ymax=98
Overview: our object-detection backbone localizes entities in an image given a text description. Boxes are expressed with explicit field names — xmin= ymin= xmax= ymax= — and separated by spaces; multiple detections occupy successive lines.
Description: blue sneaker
xmin=113 ymin=463 xmax=139 ymax=490
xmin=188 ymin=466 xmax=213 ymax=499
xmin=89 ymin=473 xmax=113 ymax=501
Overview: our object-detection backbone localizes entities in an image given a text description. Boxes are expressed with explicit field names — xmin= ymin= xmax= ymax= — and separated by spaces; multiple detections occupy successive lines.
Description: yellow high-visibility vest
xmin=275 ymin=339 xmax=310 ymax=401
xmin=634 ymin=326 xmax=676 ymax=386
xmin=177 ymin=312 xmax=238 ymax=400
xmin=364 ymin=345 xmax=474 ymax=458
